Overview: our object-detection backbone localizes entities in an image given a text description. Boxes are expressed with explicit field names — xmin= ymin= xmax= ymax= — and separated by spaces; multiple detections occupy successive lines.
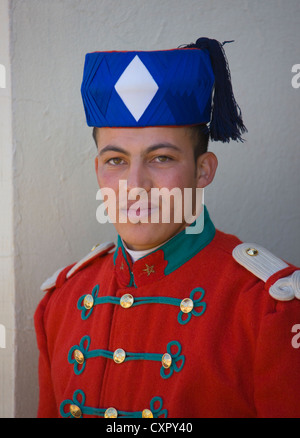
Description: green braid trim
xmin=77 ymin=285 xmax=206 ymax=325
xmin=60 ymin=389 xmax=167 ymax=418
xmin=68 ymin=337 xmax=184 ymax=379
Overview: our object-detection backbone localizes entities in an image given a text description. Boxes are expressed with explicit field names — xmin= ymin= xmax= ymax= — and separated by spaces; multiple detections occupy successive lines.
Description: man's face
xmin=95 ymin=126 xmax=212 ymax=250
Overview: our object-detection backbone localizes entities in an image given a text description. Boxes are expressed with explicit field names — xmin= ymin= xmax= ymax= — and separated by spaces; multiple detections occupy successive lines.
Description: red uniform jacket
xmin=34 ymin=210 xmax=300 ymax=418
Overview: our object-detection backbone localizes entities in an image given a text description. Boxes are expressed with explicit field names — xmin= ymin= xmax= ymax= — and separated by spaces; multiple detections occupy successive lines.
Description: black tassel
xmin=183 ymin=38 xmax=247 ymax=143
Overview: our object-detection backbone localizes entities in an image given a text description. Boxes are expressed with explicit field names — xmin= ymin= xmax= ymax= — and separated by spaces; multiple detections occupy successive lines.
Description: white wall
xmin=0 ymin=0 xmax=299 ymax=417
xmin=0 ymin=0 xmax=15 ymax=418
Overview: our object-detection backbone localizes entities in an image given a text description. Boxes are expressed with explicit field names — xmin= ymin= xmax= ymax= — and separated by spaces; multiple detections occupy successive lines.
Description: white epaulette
xmin=40 ymin=241 xmax=115 ymax=292
xmin=232 ymin=243 xmax=300 ymax=301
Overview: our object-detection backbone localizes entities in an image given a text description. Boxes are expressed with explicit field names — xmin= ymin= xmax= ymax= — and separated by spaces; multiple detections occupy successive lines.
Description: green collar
xmin=114 ymin=206 xmax=216 ymax=278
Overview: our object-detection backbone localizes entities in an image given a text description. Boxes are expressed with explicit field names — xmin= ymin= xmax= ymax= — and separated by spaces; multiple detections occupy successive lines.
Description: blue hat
xmin=81 ymin=38 xmax=247 ymax=143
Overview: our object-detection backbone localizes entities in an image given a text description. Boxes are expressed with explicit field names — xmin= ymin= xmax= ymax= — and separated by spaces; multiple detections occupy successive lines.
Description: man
xmin=35 ymin=38 xmax=300 ymax=418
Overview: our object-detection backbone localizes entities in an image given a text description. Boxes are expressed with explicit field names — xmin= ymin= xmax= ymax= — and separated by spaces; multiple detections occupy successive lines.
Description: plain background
xmin=0 ymin=0 xmax=299 ymax=417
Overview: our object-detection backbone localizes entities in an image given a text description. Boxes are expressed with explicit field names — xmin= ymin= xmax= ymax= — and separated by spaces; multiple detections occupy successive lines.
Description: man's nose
xmin=126 ymin=162 xmax=152 ymax=193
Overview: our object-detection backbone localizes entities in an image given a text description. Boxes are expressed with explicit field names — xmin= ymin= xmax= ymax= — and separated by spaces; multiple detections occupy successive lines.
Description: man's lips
xmin=119 ymin=201 xmax=159 ymax=210
xmin=119 ymin=204 xmax=159 ymax=220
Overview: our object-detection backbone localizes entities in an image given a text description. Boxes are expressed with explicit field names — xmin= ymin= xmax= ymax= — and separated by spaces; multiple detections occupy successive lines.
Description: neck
xmin=122 ymin=239 xmax=169 ymax=263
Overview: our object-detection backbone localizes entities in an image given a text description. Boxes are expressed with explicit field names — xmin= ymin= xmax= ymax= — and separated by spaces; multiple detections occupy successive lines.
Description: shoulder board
xmin=40 ymin=241 xmax=115 ymax=292
xmin=40 ymin=266 xmax=67 ymax=292
xmin=232 ymin=243 xmax=300 ymax=301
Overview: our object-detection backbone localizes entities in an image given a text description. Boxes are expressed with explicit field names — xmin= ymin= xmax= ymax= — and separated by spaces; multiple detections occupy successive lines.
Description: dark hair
xmin=187 ymin=125 xmax=209 ymax=160
xmin=92 ymin=125 xmax=209 ymax=161
xmin=92 ymin=126 xmax=98 ymax=146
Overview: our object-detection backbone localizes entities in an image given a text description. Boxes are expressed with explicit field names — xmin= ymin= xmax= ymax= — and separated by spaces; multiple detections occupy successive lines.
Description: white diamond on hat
xmin=114 ymin=55 xmax=159 ymax=122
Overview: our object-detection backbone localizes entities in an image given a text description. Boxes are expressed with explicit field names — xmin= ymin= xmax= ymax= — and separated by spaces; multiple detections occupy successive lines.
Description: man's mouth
xmin=119 ymin=203 xmax=159 ymax=221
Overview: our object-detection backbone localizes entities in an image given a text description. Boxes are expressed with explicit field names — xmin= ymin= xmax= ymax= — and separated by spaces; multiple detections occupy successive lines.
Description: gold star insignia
xmin=120 ymin=261 xmax=124 ymax=270
xmin=143 ymin=264 xmax=155 ymax=276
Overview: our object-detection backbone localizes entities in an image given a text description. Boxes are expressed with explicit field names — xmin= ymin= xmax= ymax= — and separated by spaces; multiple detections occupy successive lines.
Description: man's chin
xmin=116 ymin=221 xmax=187 ymax=251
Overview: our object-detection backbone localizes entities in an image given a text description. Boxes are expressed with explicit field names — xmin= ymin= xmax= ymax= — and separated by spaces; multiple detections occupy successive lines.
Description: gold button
xmin=104 ymin=407 xmax=118 ymax=418
xmin=161 ymin=352 xmax=172 ymax=369
xmin=113 ymin=348 xmax=126 ymax=364
xmin=74 ymin=349 xmax=84 ymax=365
xmin=70 ymin=404 xmax=82 ymax=418
xmin=83 ymin=294 xmax=94 ymax=310
xmin=180 ymin=298 xmax=194 ymax=313
xmin=246 ymin=248 xmax=259 ymax=256
xmin=142 ymin=409 xmax=153 ymax=418
xmin=120 ymin=293 xmax=134 ymax=308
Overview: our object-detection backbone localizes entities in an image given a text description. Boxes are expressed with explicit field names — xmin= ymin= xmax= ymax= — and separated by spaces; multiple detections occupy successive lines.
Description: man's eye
xmin=154 ymin=156 xmax=172 ymax=163
xmin=107 ymin=157 xmax=125 ymax=165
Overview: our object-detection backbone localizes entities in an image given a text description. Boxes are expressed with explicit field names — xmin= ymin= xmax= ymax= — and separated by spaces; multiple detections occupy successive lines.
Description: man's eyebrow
xmin=98 ymin=142 xmax=182 ymax=156
xmin=98 ymin=145 xmax=130 ymax=156
xmin=146 ymin=143 xmax=182 ymax=153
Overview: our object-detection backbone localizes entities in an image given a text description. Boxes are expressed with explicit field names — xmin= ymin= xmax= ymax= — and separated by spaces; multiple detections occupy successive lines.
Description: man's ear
xmin=196 ymin=152 xmax=218 ymax=188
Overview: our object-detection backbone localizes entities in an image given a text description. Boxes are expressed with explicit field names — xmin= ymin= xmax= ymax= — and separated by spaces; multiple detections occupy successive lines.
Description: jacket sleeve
xmin=34 ymin=291 xmax=59 ymax=418
xmin=253 ymin=298 xmax=300 ymax=417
